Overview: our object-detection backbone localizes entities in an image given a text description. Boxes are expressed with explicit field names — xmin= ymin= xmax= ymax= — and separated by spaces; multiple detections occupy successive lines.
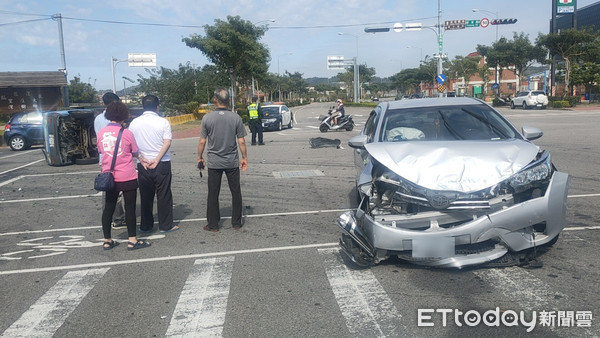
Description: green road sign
xmin=466 ymin=20 xmax=480 ymax=28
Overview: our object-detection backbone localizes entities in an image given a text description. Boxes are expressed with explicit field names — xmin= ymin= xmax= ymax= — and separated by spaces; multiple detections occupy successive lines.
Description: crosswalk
xmin=0 ymin=247 xmax=595 ymax=337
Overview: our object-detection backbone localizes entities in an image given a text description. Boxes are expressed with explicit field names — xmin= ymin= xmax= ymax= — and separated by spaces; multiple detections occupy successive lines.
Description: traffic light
xmin=491 ymin=18 xmax=518 ymax=25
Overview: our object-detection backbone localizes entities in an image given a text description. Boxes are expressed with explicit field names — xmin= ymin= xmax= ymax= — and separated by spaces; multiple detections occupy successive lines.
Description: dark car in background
xmin=42 ymin=109 xmax=99 ymax=166
xmin=261 ymin=104 xmax=293 ymax=131
xmin=3 ymin=111 xmax=44 ymax=151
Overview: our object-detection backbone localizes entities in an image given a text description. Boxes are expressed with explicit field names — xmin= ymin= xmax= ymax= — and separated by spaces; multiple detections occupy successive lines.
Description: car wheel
xmin=277 ymin=121 xmax=282 ymax=131
xmin=522 ymin=101 xmax=528 ymax=109
xmin=288 ymin=115 xmax=293 ymax=129
xmin=319 ymin=124 xmax=329 ymax=133
xmin=510 ymin=101 xmax=515 ymax=109
xmin=9 ymin=135 xmax=27 ymax=151
xmin=75 ymin=157 xmax=99 ymax=165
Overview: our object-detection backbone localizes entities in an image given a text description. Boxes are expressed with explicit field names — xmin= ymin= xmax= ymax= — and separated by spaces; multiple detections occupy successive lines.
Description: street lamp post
xmin=111 ymin=56 xmax=128 ymax=94
xmin=472 ymin=8 xmax=499 ymax=96
xmin=338 ymin=32 xmax=361 ymax=103
xmin=278 ymin=52 xmax=292 ymax=102
xmin=406 ymin=46 xmax=423 ymax=61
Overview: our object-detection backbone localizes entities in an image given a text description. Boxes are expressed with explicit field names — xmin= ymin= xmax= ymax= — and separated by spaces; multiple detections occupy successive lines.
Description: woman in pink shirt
xmin=97 ymin=101 xmax=151 ymax=251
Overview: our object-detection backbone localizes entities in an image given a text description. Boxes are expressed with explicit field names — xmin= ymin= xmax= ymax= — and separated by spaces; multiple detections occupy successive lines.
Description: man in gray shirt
xmin=197 ymin=87 xmax=248 ymax=232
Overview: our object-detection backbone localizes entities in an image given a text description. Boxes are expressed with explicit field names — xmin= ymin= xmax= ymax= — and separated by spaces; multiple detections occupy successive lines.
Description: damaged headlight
xmin=508 ymin=152 xmax=551 ymax=192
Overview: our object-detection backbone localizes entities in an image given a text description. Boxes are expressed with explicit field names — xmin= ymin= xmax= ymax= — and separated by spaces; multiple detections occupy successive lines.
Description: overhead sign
xmin=557 ymin=0 xmax=575 ymax=14
xmin=466 ymin=20 xmax=480 ymax=28
xmin=444 ymin=20 xmax=465 ymax=30
xmin=327 ymin=55 xmax=346 ymax=70
xmin=128 ymin=53 xmax=156 ymax=67
xmin=405 ymin=23 xmax=422 ymax=31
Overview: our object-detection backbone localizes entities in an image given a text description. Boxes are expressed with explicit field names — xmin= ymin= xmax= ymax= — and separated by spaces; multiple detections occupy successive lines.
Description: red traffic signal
xmin=491 ymin=18 xmax=518 ymax=25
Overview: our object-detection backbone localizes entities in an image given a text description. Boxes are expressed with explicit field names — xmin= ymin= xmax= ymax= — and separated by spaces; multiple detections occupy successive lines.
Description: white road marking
xmin=1 ymin=268 xmax=109 ymax=337
xmin=0 ymin=243 xmax=337 ymax=275
xmin=319 ymin=247 xmax=408 ymax=337
xmin=0 ymin=149 xmax=40 ymax=160
xmin=0 ymin=170 xmax=98 ymax=187
xmin=0 ymin=159 xmax=45 ymax=175
xmin=165 ymin=257 xmax=235 ymax=337
xmin=0 ymin=208 xmax=351 ymax=237
xmin=0 ymin=192 xmax=102 ymax=204
xmin=473 ymin=267 xmax=593 ymax=335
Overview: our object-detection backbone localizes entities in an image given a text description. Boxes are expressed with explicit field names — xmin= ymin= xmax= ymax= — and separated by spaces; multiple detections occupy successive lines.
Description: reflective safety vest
xmin=248 ymin=103 xmax=259 ymax=119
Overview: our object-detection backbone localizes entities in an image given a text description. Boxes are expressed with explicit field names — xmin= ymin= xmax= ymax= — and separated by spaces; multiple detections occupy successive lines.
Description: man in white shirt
xmin=94 ymin=92 xmax=126 ymax=230
xmin=128 ymin=94 xmax=178 ymax=234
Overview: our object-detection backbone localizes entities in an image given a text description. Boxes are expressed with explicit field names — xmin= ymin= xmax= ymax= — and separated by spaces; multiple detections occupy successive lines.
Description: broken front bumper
xmin=337 ymin=171 xmax=570 ymax=268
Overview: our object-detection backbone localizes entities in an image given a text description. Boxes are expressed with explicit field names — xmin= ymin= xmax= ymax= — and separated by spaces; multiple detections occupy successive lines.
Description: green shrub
xmin=552 ymin=101 xmax=570 ymax=108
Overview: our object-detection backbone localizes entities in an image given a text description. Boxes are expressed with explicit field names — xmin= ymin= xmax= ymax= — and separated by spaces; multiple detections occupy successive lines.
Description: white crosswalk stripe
xmin=319 ymin=248 xmax=410 ymax=337
xmin=165 ymin=256 xmax=235 ymax=337
xmin=1 ymin=268 xmax=109 ymax=337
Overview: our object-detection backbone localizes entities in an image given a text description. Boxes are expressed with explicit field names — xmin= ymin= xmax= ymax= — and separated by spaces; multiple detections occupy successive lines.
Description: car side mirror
xmin=348 ymin=135 xmax=368 ymax=149
xmin=522 ymin=126 xmax=543 ymax=141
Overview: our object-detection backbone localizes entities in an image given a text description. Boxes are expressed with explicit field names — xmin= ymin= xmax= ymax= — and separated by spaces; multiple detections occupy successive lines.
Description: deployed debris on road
xmin=309 ymin=137 xmax=341 ymax=149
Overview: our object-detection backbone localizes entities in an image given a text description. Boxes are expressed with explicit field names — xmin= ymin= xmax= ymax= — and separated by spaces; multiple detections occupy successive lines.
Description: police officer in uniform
xmin=248 ymin=97 xmax=264 ymax=145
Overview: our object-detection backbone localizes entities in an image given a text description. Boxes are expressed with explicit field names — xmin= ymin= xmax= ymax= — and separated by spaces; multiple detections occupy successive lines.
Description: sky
xmin=0 ymin=0 xmax=597 ymax=91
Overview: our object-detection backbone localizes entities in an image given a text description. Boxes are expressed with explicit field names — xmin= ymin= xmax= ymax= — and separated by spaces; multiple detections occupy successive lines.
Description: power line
xmin=1 ymin=10 xmax=439 ymax=31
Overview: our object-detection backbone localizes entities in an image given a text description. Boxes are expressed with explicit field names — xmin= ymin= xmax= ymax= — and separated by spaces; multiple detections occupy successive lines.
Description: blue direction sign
xmin=436 ymin=74 xmax=447 ymax=84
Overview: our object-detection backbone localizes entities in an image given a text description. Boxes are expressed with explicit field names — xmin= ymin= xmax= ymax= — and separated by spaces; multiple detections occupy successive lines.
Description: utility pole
xmin=52 ymin=13 xmax=69 ymax=107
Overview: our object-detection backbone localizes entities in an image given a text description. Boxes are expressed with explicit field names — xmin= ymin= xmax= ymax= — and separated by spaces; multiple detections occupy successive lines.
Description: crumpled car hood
xmin=364 ymin=140 xmax=539 ymax=193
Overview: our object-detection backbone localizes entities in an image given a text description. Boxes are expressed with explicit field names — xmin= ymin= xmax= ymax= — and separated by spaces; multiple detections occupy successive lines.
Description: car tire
xmin=75 ymin=157 xmax=99 ymax=165
xmin=9 ymin=135 xmax=27 ymax=151
xmin=277 ymin=121 xmax=282 ymax=131
xmin=288 ymin=115 xmax=293 ymax=129
xmin=319 ymin=124 xmax=329 ymax=133
xmin=522 ymin=102 xmax=528 ymax=109
xmin=510 ymin=101 xmax=515 ymax=109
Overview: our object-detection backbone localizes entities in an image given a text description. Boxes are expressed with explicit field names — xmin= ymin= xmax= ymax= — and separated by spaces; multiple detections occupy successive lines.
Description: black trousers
xmin=249 ymin=120 xmax=263 ymax=144
xmin=206 ymin=167 xmax=243 ymax=228
xmin=102 ymin=180 xmax=138 ymax=239
xmin=137 ymin=161 xmax=174 ymax=231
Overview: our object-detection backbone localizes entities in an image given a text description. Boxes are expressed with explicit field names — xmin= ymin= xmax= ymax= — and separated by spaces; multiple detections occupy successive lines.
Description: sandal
xmin=127 ymin=240 xmax=151 ymax=251
xmin=103 ymin=240 xmax=120 ymax=250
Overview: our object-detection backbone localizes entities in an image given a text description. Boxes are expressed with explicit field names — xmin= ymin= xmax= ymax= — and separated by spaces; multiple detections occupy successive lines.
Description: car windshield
xmin=379 ymin=105 xmax=518 ymax=142
xmin=261 ymin=107 xmax=280 ymax=116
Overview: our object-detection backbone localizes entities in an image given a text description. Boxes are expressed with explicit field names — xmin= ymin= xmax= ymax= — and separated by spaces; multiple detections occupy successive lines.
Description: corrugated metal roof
xmin=0 ymin=71 xmax=68 ymax=88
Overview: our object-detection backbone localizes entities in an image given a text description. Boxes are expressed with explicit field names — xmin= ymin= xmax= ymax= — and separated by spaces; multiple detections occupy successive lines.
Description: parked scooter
xmin=319 ymin=106 xmax=354 ymax=132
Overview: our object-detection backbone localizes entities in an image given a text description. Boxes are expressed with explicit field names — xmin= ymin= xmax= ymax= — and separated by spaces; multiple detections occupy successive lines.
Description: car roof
xmin=382 ymin=97 xmax=488 ymax=110
xmin=261 ymin=104 xmax=286 ymax=108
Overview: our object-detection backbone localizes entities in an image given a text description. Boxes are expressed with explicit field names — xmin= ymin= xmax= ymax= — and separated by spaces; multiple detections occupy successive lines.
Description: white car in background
xmin=510 ymin=90 xmax=548 ymax=109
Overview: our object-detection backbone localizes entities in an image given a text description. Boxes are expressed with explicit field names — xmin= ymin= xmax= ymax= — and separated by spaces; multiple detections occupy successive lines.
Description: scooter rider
xmin=332 ymin=98 xmax=345 ymax=127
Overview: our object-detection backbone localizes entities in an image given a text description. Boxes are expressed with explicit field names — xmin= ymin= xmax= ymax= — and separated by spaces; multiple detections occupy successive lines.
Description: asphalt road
xmin=0 ymin=101 xmax=598 ymax=337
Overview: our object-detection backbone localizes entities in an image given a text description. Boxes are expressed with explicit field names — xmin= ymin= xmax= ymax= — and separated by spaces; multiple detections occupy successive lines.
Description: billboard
xmin=557 ymin=0 xmax=575 ymax=14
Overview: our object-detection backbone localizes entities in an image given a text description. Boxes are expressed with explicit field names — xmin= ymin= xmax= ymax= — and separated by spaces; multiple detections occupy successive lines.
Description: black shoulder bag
xmin=94 ymin=127 xmax=124 ymax=191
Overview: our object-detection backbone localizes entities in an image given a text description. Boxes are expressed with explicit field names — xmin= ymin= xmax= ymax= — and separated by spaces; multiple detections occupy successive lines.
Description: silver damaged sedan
xmin=338 ymin=97 xmax=570 ymax=268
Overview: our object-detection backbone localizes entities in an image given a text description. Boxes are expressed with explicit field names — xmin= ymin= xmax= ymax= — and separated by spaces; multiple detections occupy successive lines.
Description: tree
xmin=507 ymin=33 xmax=547 ymax=93
xmin=447 ymin=55 xmax=481 ymax=89
xmin=537 ymin=28 xmax=599 ymax=96
xmin=337 ymin=64 xmax=376 ymax=101
xmin=68 ymin=76 xmax=96 ymax=103
xmin=182 ymin=16 xmax=270 ymax=109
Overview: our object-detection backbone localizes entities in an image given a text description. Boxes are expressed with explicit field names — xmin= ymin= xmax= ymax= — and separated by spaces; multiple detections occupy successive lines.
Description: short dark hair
xmin=105 ymin=101 xmax=129 ymax=122
xmin=213 ymin=87 xmax=230 ymax=106
xmin=142 ymin=95 xmax=159 ymax=111
xmin=102 ymin=92 xmax=120 ymax=105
